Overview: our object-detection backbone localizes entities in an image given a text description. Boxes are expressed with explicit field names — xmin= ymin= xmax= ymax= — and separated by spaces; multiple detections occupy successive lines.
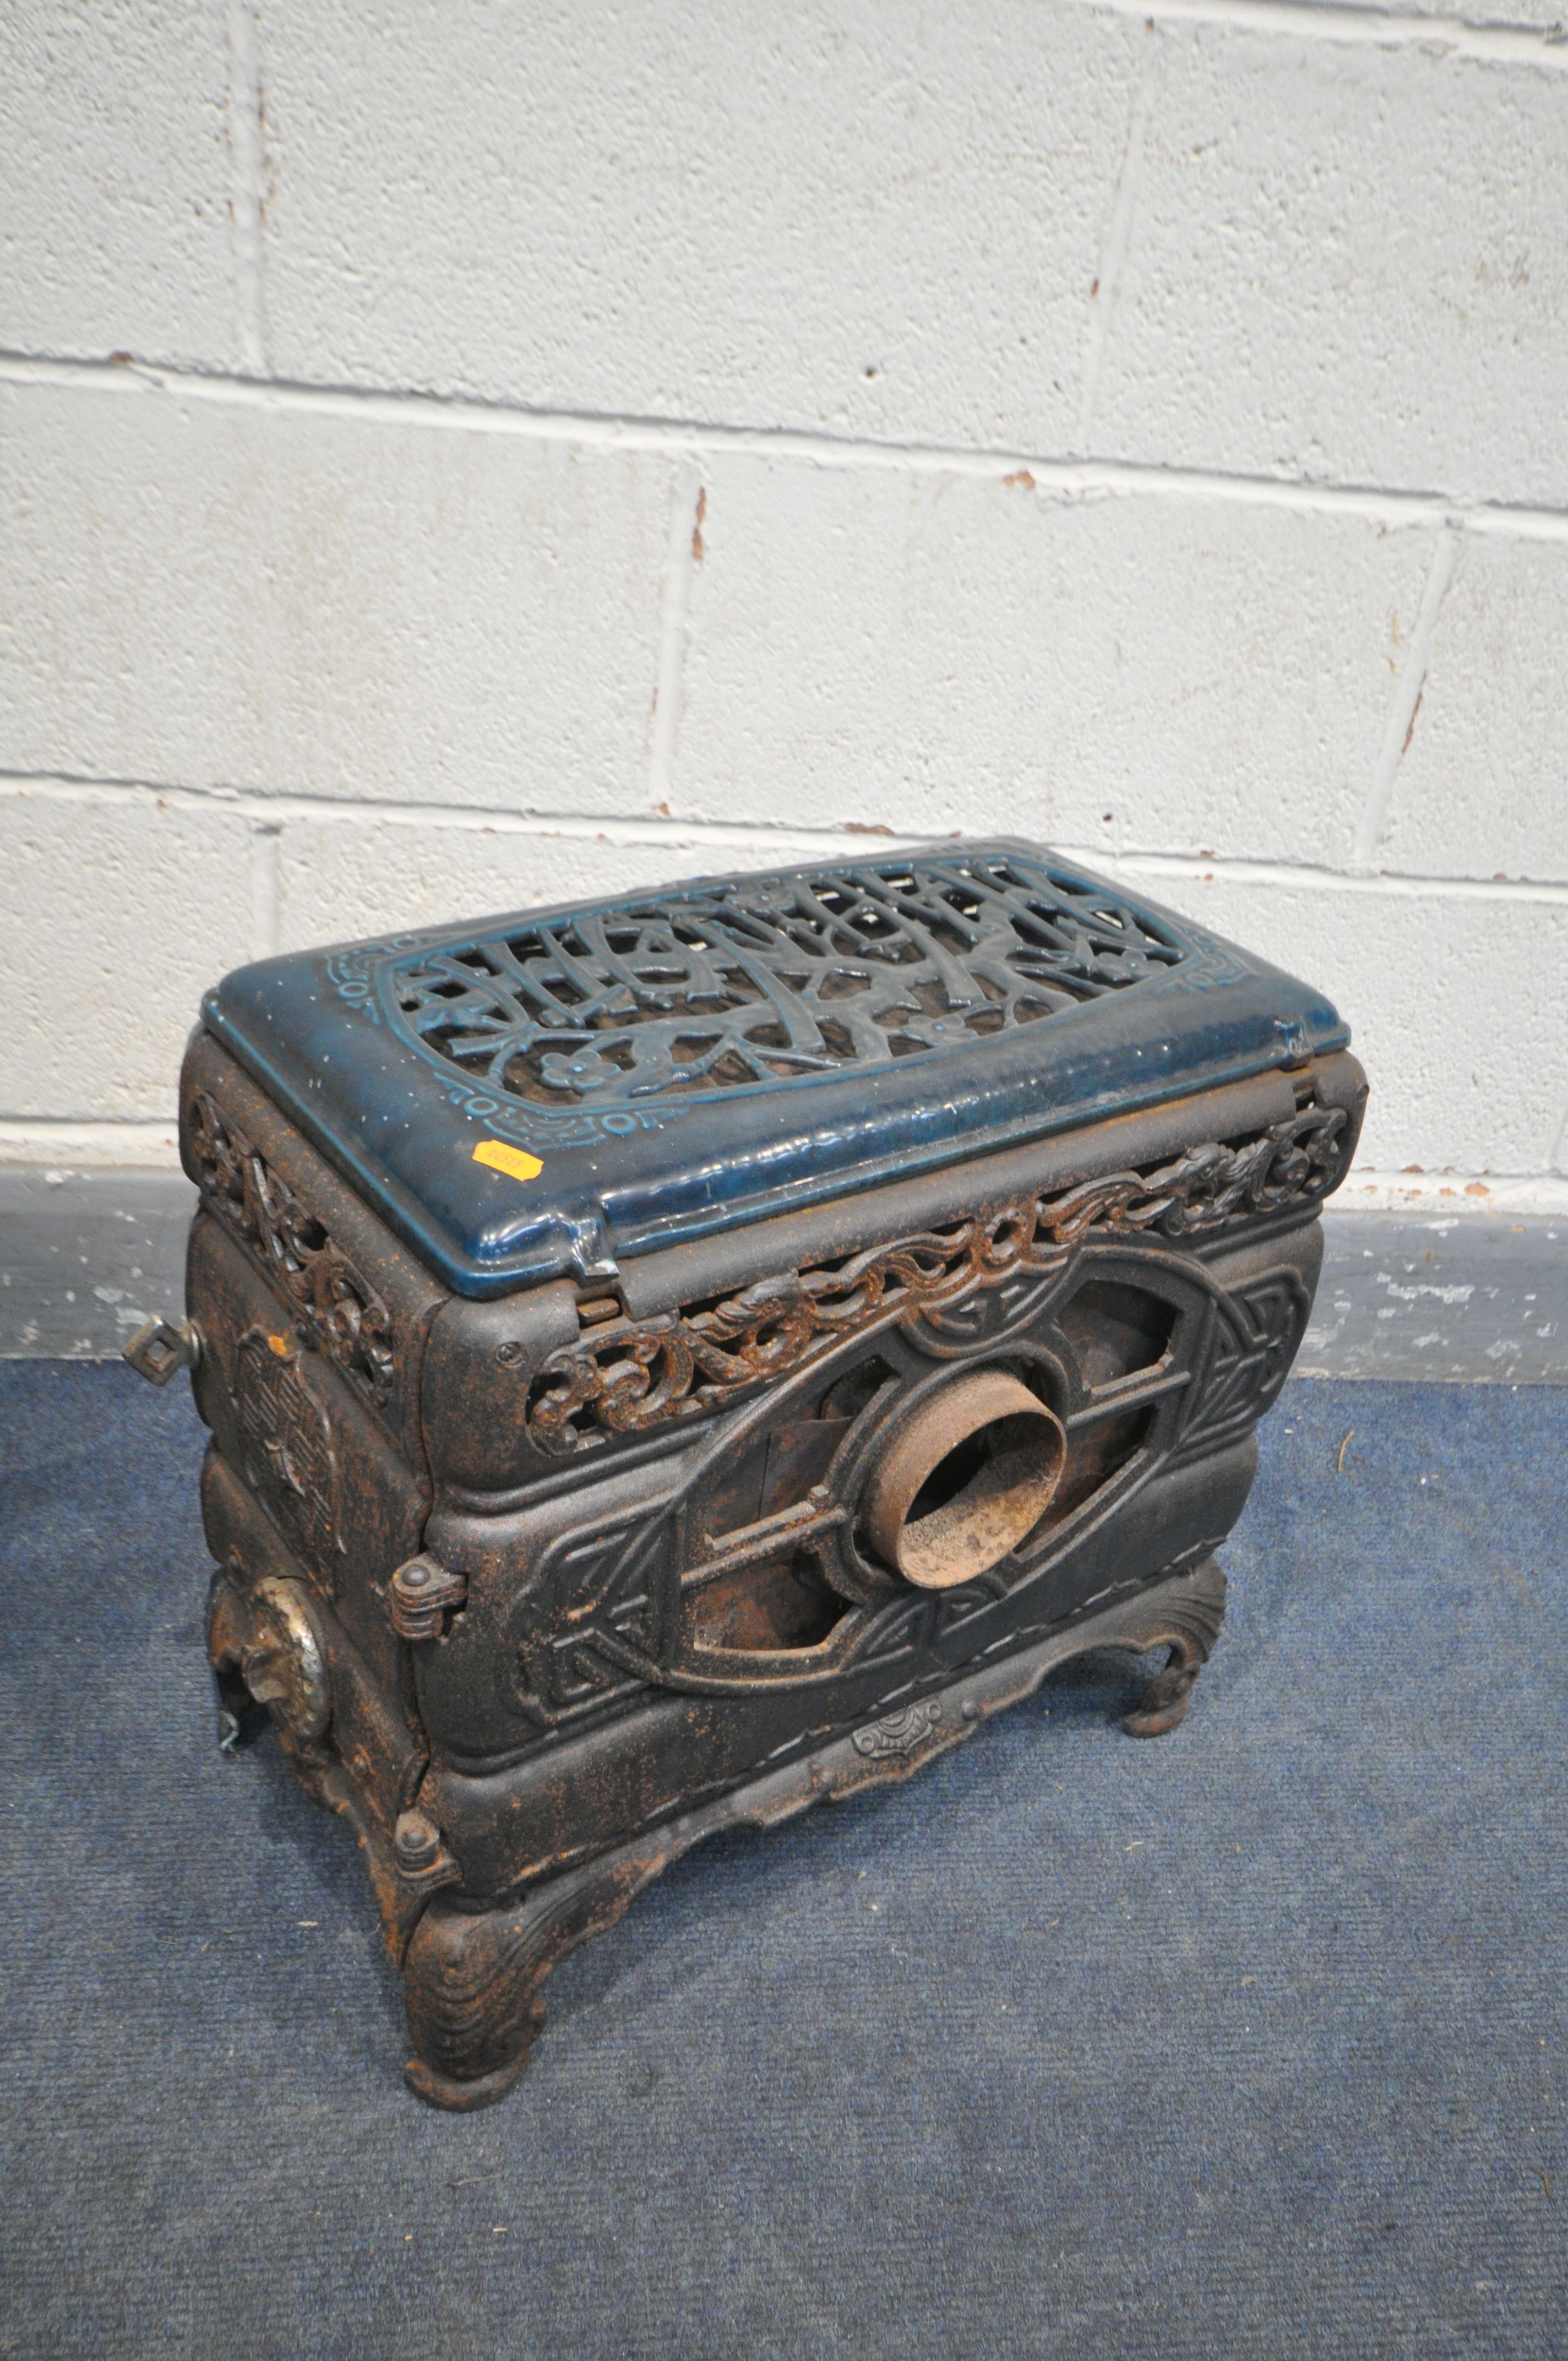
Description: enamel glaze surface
xmin=203 ymin=840 xmax=1347 ymax=1295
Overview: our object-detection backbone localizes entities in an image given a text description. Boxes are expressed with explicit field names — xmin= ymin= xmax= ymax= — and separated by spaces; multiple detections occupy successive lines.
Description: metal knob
xmin=123 ymin=1315 xmax=202 ymax=1386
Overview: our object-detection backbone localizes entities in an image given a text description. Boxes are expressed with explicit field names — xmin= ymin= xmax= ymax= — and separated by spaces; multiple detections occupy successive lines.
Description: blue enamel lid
xmin=201 ymin=839 xmax=1349 ymax=1297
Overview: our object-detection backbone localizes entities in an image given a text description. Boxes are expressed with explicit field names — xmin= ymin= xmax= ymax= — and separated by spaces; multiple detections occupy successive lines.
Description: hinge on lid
xmin=563 ymin=1215 xmax=619 ymax=1288
xmin=391 ymin=1809 xmax=461 ymax=1897
xmin=389 ymin=1554 xmax=469 ymax=1641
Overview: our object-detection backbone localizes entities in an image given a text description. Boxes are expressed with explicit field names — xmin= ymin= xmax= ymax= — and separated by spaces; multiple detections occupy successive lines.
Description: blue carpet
xmin=0 ymin=1363 xmax=1564 ymax=2360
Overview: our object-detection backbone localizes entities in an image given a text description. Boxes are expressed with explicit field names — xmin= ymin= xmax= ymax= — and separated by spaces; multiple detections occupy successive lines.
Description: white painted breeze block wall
xmin=4 ymin=0 xmax=1567 ymax=1211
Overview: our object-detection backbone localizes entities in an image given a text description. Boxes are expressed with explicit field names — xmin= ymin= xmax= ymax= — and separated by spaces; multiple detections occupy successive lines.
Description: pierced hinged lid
xmin=200 ymin=839 xmax=1349 ymax=1297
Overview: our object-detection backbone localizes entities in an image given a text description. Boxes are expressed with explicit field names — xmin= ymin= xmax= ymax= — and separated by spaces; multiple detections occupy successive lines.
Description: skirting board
xmin=1 ymin=1166 xmax=1565 ymax=1383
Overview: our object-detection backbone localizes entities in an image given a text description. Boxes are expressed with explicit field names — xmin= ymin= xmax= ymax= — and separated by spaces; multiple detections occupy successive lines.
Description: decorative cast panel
xmin=524 ymin=1100 xmax=1350 ymax=1452
xmin=188 ymin=1090 xmax=399 ymax=1421
xmin=502 ymin=1225 xmax=1303 ymax=1726
xmin=383 ymin=853 xmax=1194 ymax=1112
xmin=235 ymin=1329 xmax=345 ymax=1566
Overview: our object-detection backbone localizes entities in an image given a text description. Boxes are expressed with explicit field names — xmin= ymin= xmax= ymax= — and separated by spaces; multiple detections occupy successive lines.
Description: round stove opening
xmin=862 ymin=1370 xmax=1065 ymax=1588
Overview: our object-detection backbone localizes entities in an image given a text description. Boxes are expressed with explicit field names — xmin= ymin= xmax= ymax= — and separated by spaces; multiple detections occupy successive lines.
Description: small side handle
xmin=123 ymin=1314 xmax=202 ymax=1386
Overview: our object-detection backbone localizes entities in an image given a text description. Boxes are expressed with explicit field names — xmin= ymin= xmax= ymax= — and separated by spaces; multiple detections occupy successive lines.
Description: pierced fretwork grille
xmin=386 ymin=852 xmax=1187 ymax=1109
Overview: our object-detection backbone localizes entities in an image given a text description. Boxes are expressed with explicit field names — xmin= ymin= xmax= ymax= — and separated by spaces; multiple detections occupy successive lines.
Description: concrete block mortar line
xmin=6 ymin=353 xmax=1568 ymax=542
xmin=9 ymin=770 xmax=1568 ymax=901
xmin=647 ymin=460 xmax=706 ymax=813
xmin=1101 ymin=845 xmax=1568 ymax=905
xmin=248 ymin=820 xmax=281 ymax=957
xmin=1353 ymin=529 xmax=1458 ymax=871
xmin=1076 ymin=66 xmax=1158 ymax=454
xmin=1550 ymin=1104 xmax=1568 ymax=1176
xmin=224 ymin=0 xmax=269 ymax=376
xmin=1 ymin=769 xmax=921 ymax=862
xmin=1077 ymin=0 xmax=1568 ymax=72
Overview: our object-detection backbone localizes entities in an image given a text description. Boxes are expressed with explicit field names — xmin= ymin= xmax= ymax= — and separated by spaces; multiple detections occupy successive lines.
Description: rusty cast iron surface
xmin=126 ymin=842 xmax=1365 ymax=2108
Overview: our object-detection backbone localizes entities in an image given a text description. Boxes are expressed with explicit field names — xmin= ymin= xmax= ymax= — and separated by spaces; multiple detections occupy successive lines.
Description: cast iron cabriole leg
xmin=1118 ymin=1554 xmax=1228 ymax=1739
xmin=402 ymin=1842 xmax=679 ymax=2112
xmin=400 ymin=1558 xmax=1232 ymax=2108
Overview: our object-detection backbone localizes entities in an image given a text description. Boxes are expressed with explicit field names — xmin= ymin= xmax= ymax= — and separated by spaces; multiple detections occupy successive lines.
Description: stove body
xmin=133 ymin=843 xmax=1364 ymax=2108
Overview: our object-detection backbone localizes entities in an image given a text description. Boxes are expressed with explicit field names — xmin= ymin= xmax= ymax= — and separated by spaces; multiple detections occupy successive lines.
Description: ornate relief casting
xmin=851 ymin=1696 xmax=946 ymax=1760
xmin=382 ymin=852 xmax=1194 ymax=1112
xmin=188 ymin=1089 xmax=398 ymax=1415
xmin=235 ymin=1330 xmax=345 ymax=1564
xmin=525 ymin=1101 xmax=1348 ymax=1451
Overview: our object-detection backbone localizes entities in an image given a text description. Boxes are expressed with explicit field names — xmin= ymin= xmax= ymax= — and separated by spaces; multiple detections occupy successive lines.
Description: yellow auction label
xmin=472 ymin=1139 xmax=544 ymax=1183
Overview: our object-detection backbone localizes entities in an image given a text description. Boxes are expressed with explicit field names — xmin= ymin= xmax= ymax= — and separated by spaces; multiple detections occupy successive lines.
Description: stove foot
xmin=401 ymin=1845 xmax=670 ymax=2110
xmin=1119 ymin=1553 xmax=1227 ymax=1739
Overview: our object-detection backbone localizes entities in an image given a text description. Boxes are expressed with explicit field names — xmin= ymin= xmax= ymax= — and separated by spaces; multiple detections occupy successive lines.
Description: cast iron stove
xmin=127 ymin=840 xmax=1364 ymax=2108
